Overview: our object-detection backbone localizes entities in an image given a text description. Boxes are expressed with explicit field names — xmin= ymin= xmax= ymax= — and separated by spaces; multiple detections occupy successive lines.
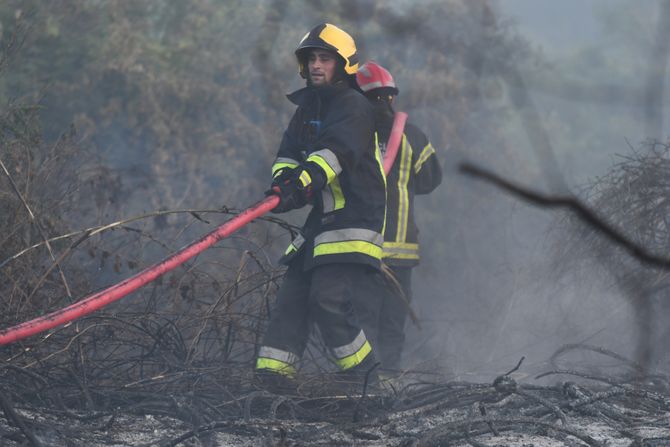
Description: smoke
xmin=402 ymin=0 xmax=670 ymax=379
xmin=2 ymin=0 xmax=669 ymax=384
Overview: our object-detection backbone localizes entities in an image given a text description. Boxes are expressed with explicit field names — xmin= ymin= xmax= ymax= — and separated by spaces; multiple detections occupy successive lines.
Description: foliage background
xmin=1 ymin=0 xmax=669 ymax=387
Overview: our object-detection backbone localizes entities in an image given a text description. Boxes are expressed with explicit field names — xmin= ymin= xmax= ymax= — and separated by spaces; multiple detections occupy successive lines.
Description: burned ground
xmin=2 ymin=1 xmax=670 ymax=446
xmin=0 ymin=344 xmax=669 ymax=446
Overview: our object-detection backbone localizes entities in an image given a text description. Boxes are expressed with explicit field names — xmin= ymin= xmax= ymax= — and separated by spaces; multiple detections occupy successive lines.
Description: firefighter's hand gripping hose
xmin=0 ymin=111 xmax=408 ymax=346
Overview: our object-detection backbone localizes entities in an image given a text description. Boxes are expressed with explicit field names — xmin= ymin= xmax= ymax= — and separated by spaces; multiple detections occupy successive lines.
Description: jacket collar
xmin=287 ymin=80 xmax=349 ymax=106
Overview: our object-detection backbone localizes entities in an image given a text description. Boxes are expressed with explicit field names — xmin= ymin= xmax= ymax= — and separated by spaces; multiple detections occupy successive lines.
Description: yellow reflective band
xmin=335 ymin=340 xmax=372 ymax=370
xmin=272 ymin=162 xmax=299 ymax=177
xmin=315 ymin=228 xmax=384 ymax=245
xmin=384 ymin=252 xmax=420 ymax=260
xmin=374 ymin=133 xmax=387 ymax=236
xmin=283 ymin=234 xmax=305 ymax=255
xmin=414 ymin=143 xmax=436 ymax=174
xmin=330 ymin=177 xmax=345 ymax=210
xmin=314 ymin=240 xmax=383 ymax=259
xmin=306 ymin=153 xmax=337 ymax=183
xmin=310 ymin=149 xmax=342 ymax=174
xmin=374 ymin=133 xmax=386 ymax=185
xmin=256 ymin=358 xmax=296 ymax=377
xmin=383 ymin=241 xmax=419 ymax=260
xmin=332 ymin=330 xmax=366 ymax=358
xmin=384 ymin=241 xmax=419 ymax=249
xmin=383 ymin=251 xmax=419 ymax=260
xmin=298 ymin=169 xmax=312 ymax=188
xmin=395 ymin=135 xmax=411 ymax=242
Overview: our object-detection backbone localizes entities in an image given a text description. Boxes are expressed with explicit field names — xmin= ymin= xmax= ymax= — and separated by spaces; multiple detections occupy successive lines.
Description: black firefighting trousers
xmin=256 ymin=257 xmax=377 ymax=376
xmin=356 ymin=265 xmax=413 ymax=370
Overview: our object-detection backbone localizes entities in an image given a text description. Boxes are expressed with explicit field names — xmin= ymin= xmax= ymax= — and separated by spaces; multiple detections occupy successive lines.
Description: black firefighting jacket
xmin=375 ymin=111 xmax=442 ymax=267
xmin=271 ymin=81 xmax=386 ymax=271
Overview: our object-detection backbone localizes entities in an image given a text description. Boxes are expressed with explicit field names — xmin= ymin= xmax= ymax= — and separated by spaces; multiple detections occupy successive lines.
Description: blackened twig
xmin=0 ymin=391 xmax=44 ymax=447
xmin=460 ymin=162 xmax=670 ymax=269
xmin=353 ymin=361 xmax=381 ymax=422
xmin=504 ymin=356 xmax=525 ymax=376
xmin=0 ymin=156 xmax=72 ymax=299
xmin=515 ymin=387 xmax=567 ymax=425
xmin=550 ymin=343 xmax=645 ymax=372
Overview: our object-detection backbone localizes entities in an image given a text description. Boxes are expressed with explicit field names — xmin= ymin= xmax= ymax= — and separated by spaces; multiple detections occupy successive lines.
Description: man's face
xmin=308 ymin=49 xmax=337 ymax=86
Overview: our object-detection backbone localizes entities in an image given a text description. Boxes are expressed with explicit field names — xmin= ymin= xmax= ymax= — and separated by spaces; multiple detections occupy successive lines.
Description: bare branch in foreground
xmin=459 ymin=161 xmax=670 ymax=269
xmin=0 ymin=156 xmax=72 ymax=299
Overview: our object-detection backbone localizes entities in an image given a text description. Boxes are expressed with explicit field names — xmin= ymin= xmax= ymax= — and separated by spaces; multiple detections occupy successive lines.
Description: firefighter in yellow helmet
xmin=255 ymin=24 xmax=386 ymax=393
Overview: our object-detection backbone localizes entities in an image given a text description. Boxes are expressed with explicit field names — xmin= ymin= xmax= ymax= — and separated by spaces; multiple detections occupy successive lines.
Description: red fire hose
xmin=0 ymin=111 xmax=408 ymax=346
xmin=0 ymin=196 xmax=280 ymax=345
xmin=383 ymin=111 xmax=407 ymax=174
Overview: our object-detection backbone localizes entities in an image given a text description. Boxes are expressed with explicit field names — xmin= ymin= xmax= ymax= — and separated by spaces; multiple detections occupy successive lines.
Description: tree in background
xmin=0 ymin=0 xmax=583 ymax=383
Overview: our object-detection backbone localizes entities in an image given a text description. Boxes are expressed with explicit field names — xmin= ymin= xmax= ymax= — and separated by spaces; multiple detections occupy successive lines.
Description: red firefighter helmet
xmin=356 ymin=61 xmax=399 ymax=95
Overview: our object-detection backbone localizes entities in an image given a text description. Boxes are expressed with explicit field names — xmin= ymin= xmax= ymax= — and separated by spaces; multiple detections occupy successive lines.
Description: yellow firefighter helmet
xmin=295 ymin=23 xmax=359 ymax=78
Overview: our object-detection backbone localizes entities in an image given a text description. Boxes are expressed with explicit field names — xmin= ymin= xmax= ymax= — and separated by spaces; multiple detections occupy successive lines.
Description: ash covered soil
xmin=2 ymin=363 xmax=669 ymax=447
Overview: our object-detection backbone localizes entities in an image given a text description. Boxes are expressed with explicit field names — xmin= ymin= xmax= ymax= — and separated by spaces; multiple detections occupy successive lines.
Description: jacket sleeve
xmin=272 ymin=110 xmax=303 ymax=178
xmin=406 ymin=123 xmax=442 ymax=195
xmin=304 ymin=93 xmax=374 ymax=185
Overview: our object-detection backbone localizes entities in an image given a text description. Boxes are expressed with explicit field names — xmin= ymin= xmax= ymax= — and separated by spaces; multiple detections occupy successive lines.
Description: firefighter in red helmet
xmin=356 ymin=61 xmax=442 ymax=373
xmin=254 ymin=25 xmax=386 ymax=393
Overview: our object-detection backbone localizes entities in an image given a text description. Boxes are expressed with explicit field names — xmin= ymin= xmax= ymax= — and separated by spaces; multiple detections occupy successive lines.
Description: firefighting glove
xmin=266 ymin=164 xmax=326 ymax=214
xmin=271 ymin=167 xmax=296 ymax=186
xmin=266 ymin=168 xmax=307 ymax=214
xmin=301 ymin=161 xmax=327 ymax=192
xmin=290 ymin=162 xmax=327 ymax=206
xmin=267 ymin=179 xmax=305 ymax=213
xmin=266 ymin=167 xmax=298 ymax=213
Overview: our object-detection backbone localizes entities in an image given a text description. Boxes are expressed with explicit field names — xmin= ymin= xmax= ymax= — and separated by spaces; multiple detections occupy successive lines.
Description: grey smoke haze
xmin=406 ymin=0 xmax=670 ymax=379
xmin=2 ymin=0 xmax=667 ymax=381
xmin=498 ymin=0 xmax=603 ymax=52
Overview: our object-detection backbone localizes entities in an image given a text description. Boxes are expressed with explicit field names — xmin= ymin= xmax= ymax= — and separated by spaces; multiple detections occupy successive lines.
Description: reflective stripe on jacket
xmin=377 ymin=121 xmax=442 ymax=267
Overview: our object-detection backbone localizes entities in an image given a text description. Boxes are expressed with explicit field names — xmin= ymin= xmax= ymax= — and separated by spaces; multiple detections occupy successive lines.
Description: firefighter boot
xmin=335 ymin=352 xmax=380 ymax=395
xmin=254 ymin=370 xmax=297 ymax=395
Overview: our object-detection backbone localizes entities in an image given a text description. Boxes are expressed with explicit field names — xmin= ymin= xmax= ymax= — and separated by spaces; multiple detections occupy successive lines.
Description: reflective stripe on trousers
xmin=256 ymin=346 xmax=299 ymax=377
xmin=331 ymin=330 xmax=373 ymax=370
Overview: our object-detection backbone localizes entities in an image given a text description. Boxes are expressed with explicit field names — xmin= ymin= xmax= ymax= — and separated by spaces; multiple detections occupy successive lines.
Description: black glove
xmin=266 ymin=164 xmax=326 ymax=214
xmin=266 ymin=169 xmax=308 ymax=214
xmin=271 ymin=167 xmax=296 ymax=187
